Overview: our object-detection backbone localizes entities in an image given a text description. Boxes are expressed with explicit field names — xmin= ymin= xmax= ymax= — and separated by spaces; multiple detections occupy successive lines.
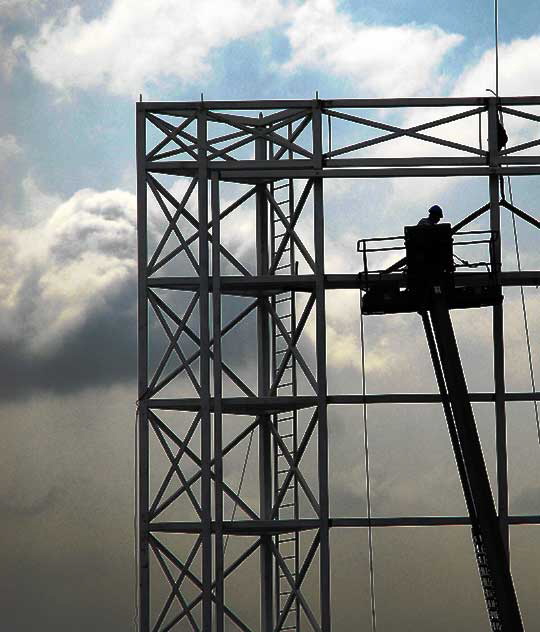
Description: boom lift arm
xmin=360 ymin=224 xmax=523 ymax=631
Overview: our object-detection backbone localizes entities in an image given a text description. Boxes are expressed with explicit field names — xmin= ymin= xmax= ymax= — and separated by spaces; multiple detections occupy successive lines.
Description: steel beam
xmin=136 ymin=103 xmax=150 ymax=632
xmin=313 ymin=102 xmax=331 ymax=632
xmin=212 ymin=171 xmax=224 ymax=632
xmin=137 ymin=96 xmax=540 ymax=632
xmin=198 ymin=109 xmax=213 ymax=631
xmin=489 ymin=100 xmax=510 ymax=558
xmin=256 ymin=123 xmax=274 ymax=632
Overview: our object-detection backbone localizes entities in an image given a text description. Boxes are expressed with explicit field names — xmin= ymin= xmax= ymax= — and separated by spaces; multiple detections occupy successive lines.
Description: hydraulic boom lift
xmin=359 ymin=224 xmax=523 ymax=632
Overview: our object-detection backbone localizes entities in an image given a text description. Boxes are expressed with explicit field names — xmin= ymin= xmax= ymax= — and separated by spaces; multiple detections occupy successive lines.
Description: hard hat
xmin=428 ymin=204 xmax=443 ymax=218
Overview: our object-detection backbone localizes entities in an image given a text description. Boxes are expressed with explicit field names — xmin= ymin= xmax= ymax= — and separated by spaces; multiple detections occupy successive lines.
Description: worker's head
xmin=428 ymin=205 xmax=443 ymax=223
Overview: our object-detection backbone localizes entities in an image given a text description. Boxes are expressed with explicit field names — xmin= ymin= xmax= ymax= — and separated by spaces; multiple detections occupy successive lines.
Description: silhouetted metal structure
xmin=137 ymin=96 xmax=540 ymax=631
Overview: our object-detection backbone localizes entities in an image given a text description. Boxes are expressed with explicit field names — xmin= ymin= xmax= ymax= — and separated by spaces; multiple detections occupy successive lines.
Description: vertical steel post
xmin=256 ymin=119 xmax=273 ymax=632
xmin=136 ymin=103 xmax=150 ymax=632
xmin=312 ymin=100 xmax=331 ymax=632
xmin=212 ymin=172 xmax=224 ymax=632
xmin=198 ymin=108 xmax=212 ymax=631
xmin=488 ymin=97 xmax=509 ymax=556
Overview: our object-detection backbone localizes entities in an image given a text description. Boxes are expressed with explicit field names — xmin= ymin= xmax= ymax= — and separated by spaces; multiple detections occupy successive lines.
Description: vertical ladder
xmin=270 ymin=123 xmax=300 ymax=632
xmin=422 ymin=299 xmax=523 ymax=632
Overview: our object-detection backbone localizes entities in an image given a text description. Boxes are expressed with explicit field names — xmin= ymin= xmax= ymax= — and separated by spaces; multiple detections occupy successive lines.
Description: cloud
xmin=0 ymin=133 xmax=22 ymax=159
xmin=281 ymin=0 xmax=463 ymax=97
xmin=453 ymin=36 xmax=540 ymax=97
xmin=0 ymin=0 xmax=43 ymax=18
xmin=0 ymin=184 xmax=138 ymax=399
xmin=20 ymin=0 xmax=286 ymax=96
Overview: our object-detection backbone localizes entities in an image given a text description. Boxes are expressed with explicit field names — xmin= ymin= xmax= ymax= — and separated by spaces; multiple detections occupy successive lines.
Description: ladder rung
xmin=276 ymin=416 xmax=294 ymax=422
xmin=278 ymin=313 xmax=292 ymax=319
xmin=280 ymin=433 xmax=294 ymax=439
xmin=280 ymin=502 xmax=295 ymax=508
xmin=278 ymin=536 xmax=296 ymax=543
xmin=273 ymin=183 xmax=289 ymax=191
xmin=275 ymin=296 xmax=292 ymax=304
xmin=277 ymin=382 xmax=293 ymax=388
xmin=275 ymin=264 xmax=291 ymax=271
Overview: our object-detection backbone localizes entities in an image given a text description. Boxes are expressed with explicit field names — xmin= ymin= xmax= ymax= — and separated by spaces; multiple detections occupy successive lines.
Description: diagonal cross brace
xmin=268 ymin=179 xmax=314 ymax=274
xmin=149 ymin=291 xmax=256 ymax=398
xmin=266 ymin=415 xmax=320 ymax=517
xmin=154 ymin=537 xmax=262 ymax=632
xmin=148 ymin=293 xmax=201 ymax=396
xmin=150 ymin=412 xmax=260 ymax=521
xmin=147 ymin=176 xmax=200 ymax=274
xmin=151 ymin=535 xmax=255 ymax=632
xmin=147 ymin=112 xmax=198 ymax=161
xmin=152 ymin=416 xmax=261 ymax=519
xmin=150 ymin=412 xmax=201 ymax=516
xmin=150 ymin=415 xmax=204 ymax=520
xmin=271 ymin=409 xmax=318 ymax=519
xmin=267 ymin=295 xmax=318 ymax=393
xmin=150 ymin=535 xmax=202 ymax=632
xmin=266 ymin=185 xmax=316 ymax=273
xmin=324 ymin=106 xmax=488 ymax=158
xmin=207 ymin=110 xmax=312 ymax=161
xmin=150 ymin=185 xmax=257 ymax=275
xmin=271 ymin=536 xmax=322 ymax=632
xmin=148 ymin=174 xmax=251 ymax=277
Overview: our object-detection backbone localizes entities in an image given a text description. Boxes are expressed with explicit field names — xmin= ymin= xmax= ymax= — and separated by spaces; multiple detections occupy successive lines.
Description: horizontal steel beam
xmin=149 ymin=392 xmax=540 ymax=412
xmin=221 ymin=166 xmax=540 ymax=180
xmin=149 ymin=515 xmax=540 ymax=534
xmin=148 ymin=271 xmax=540 ymax=293
xmin=149 ymin=396 xmax=317 ymax=414
xmin=139 ymin=96 xmax=540 ymax=113
xmin=148 ymin=157 xmax=540 ymax=173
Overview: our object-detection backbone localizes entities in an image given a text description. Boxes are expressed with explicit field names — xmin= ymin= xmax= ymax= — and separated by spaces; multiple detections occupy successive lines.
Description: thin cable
xmin=495 ymin=0 xmax=499 ymax=98
xmin=359 ymin=294 xmax=377 ymax=632
xmin=507 ymin=179 xmax=540 ymax=446
xmin=134 ymin=403 xmax=140 ymax=631
xmin=223 ymin=427 xmax=255 ymax=555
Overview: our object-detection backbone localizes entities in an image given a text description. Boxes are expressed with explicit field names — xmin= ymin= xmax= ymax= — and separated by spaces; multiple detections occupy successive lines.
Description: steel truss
xmin=137 ymin=97 xmax=540 ymax=631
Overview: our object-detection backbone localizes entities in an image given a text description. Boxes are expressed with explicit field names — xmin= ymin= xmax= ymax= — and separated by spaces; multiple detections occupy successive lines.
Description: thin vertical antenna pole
xmin=495 ymin=0 xmax=499 ymax=98
xmin=256 ymin=117 xmax=273 ymax=632
xmin=198 ymin=107 xmax=212 ymax=631
xmin=212 ymin=171 xmax=224 ymax=632
xmin=488 ymin=97 xmax=509 ymax=557
xmin=136 ymin=102 xmax=150 ymax=632
xmin=313 ymin=100 xmax=331 ymax=632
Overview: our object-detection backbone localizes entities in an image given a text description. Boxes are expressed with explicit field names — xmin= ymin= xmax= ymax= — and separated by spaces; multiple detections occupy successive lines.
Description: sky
xmin=2 ymin=0 xmax=540 ymax=630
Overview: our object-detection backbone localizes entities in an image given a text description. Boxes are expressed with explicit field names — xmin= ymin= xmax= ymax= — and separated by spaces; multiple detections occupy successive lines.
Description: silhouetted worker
xmin=417 ymin=205 xmax=443 ymax=226
xmin=497 ymin=120 xmax=508 ymax=151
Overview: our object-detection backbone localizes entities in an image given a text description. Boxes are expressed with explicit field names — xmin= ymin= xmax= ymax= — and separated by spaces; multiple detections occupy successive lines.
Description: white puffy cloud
xmin=21 ymin=0 xmax=286 ymax=96
xmin=1 ymin=186 xmax=137 ymax=350
xmin=281 ymin=0 xmax=463 ymax=97
xmin=453 ymin=36 xmax=540 ymax=97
